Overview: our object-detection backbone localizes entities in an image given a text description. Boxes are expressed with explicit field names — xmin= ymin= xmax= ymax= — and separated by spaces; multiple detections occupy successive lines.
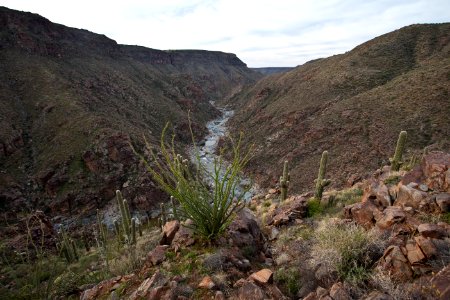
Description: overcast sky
xmin=2 ymin=0 xmax=450 ymax=67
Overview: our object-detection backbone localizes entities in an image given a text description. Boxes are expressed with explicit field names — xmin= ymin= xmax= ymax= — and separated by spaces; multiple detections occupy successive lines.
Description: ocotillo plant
xmin=279 ymin=160 xmax=290 ymax=201
xmin=390 ymin=131 xmax=407 ymax=171
xmin=314 ymin=151 xmax=331 ymax=200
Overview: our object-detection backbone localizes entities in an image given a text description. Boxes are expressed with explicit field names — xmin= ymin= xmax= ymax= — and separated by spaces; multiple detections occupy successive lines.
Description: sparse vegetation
xmin=141 ymin=124 xmax=253 ymax=240
xmin=390 ymin=131 xmax=407 ymax=171
xmin=314 ymin=151 xmax=331 ymax=201
xmin=279 ymin=160 xmax=290 ymax=201
xmin=274 ymin=266 xmax=301 ymax=297
xmin=311 ymin=219 xmax=386 ymax=284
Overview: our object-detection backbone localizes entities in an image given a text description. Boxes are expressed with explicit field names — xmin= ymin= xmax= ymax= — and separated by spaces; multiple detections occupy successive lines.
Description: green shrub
xmin=140 ymin=123 xmax=252 ymax=240
xmin=383 ymin=175 xmax=400 ymax=185
xmin=274 ymin=267 xmax=301 ymax=297
xmin=307 ymin=198 xmax=323 ymax=217
xmin=311 ymin=219 xmax=386 ymax=284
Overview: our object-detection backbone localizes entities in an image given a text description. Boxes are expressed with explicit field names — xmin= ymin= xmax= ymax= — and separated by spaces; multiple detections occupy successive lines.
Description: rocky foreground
xmin=74 ymin=151 xmax=450 ymax=300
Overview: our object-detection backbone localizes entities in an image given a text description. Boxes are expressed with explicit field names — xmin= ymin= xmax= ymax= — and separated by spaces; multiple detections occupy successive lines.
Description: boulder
xmin=249 ymin=269 xmax=273 ymax=284
xmin=394 ymin=184 xmax=428 ymax=209
xmin=146 ymin=245 xmax=169 ymax=266
xmin=238 ymin=281 xmax=266 ymax=300
xmin=228 ymin=208 xmax=264 ymax=249
xmin=81 ymin=275 xmax=135 ymax=300
xmin=435 ymin=193 xmax=450 ymax=213
xmin=129 ymin=271 xmax=167 ymax=300
xmin=405 ymin=241 xmax=426 ymax=264
xmin=171 ymin=220 xmax=195 ymax=251
xmin=414 ymin=236 xmax=437 ymax=258
xmin=362 ymin=180 xmax=391 ymax=208
xmin=418 ymin=223 xmax=447 ymax=239
xmin=266 ymin=196 xmax=308 ymax=226
xmin=423 ymin=152 xmax=450 ymax=192
xmin=378 ymin=245 xmax=413 ymax=281
xmin=160 ymin=220 xmax=180 ymax=245
xmin=376 ymin=206 xmax=406 ymax=229
xmin=344 ymin=200 xmax=381 ymax=228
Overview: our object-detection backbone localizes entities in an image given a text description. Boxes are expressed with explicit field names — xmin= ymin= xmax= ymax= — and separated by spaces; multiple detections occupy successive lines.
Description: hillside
xmin=251 ymin=67 xmax=294 ymax=76
xmin=224 ymin=23 xmax=450 ymax=192
xmin=0 ymin=6 xmax=261 ymax=218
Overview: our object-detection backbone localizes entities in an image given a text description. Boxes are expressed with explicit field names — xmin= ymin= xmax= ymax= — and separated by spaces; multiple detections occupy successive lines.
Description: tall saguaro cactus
xmin=390 ymin=131 xmax=407 ymax=171
xmin=314 ymin=151 xmax=331 ymax=200
xmin=116 ymin=190 xmax=132 ymax=242
xmin=279 ymin=160 xmax=290 ymax=201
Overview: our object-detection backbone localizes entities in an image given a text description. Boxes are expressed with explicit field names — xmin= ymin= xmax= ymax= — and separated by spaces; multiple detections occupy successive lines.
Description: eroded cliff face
xmin=0 ymin=6 xmax=261 ymax=218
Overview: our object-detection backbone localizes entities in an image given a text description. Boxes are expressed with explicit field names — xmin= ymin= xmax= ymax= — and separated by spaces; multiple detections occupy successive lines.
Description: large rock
xmin=238 ymin=281 xmax=266 ymax=300
xmin=129 ymin=271 xmax=167 ymax=300
xmin=376 ymin=206 xmax=406 ymax=229
xmin=394 ymin=184 xmax=429 ymax=210
xmin=378 ymin=245 xmax=413 ymax=281
xmin=249 ymin=269 xmax=273 ymax=284
xmin=414 ymin=236 xmax=437 ymax=258
xmin=405 ymin=240 xmax=426 ymax=264
xmin=266 ymin=196 xmax=308 ymax=226
xmin=362 ymin=180 xmax=391 ymax=208
xmin=423 ymin=152 xmax=450 ymax=192
xmin=227 ymin=208 xmax=264 ymax=249
xmin=435 ymin=193 xmax=450 ymax=213
xmin=146 ymin=245 xmax=169 ymax=266
xmin=344 ymin=200 xmax=381 ymax=228
xmin=160 ymin=220 xmax=180 ymax=245
xmin=364 ymin=291 xmax=394 ymax=300
xmin=171 ymin=219 xmax=195 ymax=251
xmin=81 ymin=275 xmax=135 ymax=300
xmin=329 ymin=282 xmax=350 ymax=300
xmin=418 ymin=223 xmax=447 ymax=239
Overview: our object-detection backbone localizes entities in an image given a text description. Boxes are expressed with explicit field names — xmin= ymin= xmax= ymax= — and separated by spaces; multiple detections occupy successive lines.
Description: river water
xmin=190 ymin=106 xmax=259 ymax=201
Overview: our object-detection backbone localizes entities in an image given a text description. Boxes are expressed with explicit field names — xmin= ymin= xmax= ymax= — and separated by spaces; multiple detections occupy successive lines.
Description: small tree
xmin=140 ymin=123 xmax=252 ymax=240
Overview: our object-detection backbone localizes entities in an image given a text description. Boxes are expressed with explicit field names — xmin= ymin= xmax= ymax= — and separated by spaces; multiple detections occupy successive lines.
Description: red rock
xmin=344 ymin=200 xmax=381 ymax=228
xmin=146 ymin=245 xmax=169 ymax=266
xmin=266 ymin=196 xmax=308 ymax=226
xmin=376 ymin=206 xmax=406 ymax=229
xmin=379 ymin=245 xmax=413 ymax=281
xmin=129 ymin=271 xmax=167 ymax=299
xmin=423 ymin=152 xmax=450 ymax=192
xmin=249 ymin=268 xmax=273 ymax=284
xmin=418 ymin=223 xmax=447 ymax=239
xmin=394 ymin=184 xmax=428 ymax=209
xmin=316 ymin=286 xmax=328 ymax=297
xmin=414 ymin=236 xmax=437 ymax=258
xmin=405 ymin=241 xmax=426 ymax=264
xmin=435 ymin=193 xmax=450 ymax=213
xmin=160 ymin=220 xmax=180 ymax=245
xmin=268 ymin=188 xmax=278 ymax=194
xmin=362 ymin=180 xmax=391 ymax=208
xmin=238 ymin=281 xmax=266 ymax=300
xmin=198 ymin=276 xmax=215 ymax=289
xmin=430 ymin=263 xmax=450 ymax=299
xmin=81 ymin=275 xmax=135 ymax=300
xmin=228 ymin=208 xmax=264 ymax=249
xmin=329 ymin=282 xmax=350 ymax=300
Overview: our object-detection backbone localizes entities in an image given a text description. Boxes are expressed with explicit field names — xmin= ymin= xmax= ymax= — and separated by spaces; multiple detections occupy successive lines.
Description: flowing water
xmin=190 ymin=106 xmax=259 ymax=201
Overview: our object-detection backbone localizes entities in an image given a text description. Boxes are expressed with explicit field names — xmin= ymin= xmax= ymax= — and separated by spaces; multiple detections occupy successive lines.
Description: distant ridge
xmin=251 ymin=67 xmax=294 ymax=75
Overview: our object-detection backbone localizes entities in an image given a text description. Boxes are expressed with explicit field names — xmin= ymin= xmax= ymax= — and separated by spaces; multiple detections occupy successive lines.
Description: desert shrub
xmin=383 ymin=175 xmax=401 ymax=185
xmin=274 ymin=266 xmax=301 ymax=297
xmin=140 ymin=123 xmax=252 ymax=240
xmin=306 ymin=198 xmax=323 ymax=217
xmin=311 ymin=219 xmax=386 ymax=284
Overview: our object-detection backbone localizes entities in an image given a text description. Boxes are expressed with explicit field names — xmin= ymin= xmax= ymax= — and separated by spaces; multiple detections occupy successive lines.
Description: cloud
xmin=2 ymin=0 xmax=450 ymax=67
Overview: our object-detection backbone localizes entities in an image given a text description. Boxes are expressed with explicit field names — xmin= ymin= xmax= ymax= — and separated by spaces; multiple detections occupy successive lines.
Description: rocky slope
xmin=251 ymin=67 xmax=294 ymax=76
xmin=0 ymin=6 xmax=261 ymax=219
xmin=224 ymin=23 xmax=450 ymax=193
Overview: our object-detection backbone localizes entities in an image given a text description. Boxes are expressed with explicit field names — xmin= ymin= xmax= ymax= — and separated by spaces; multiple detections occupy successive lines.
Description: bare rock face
xmin=435 ymin=193 xmax=450 ymax=213
xmin=80 ymin=274 xmax=135 ymax=300
xmin=238 ymin=281 xmax=266 ymax=300
xmin=364 ymin=291 xmax=394 ymax=300
xmin=344 ymin=200 xmax=381 ymax=228
xmin=362 ymin=180 xmax=392 ymax=208
xmin=160 ymin=220 xmax=180 ymax=245
xmin=129 ymin=271 xmax=167 ymax=300
xmin=394 ymin=184 xmax=429 ymax=210
xmin=146 ymin=245 xmax=169 ymax=266
xmin=418 ymin=223 xmax=448 ymax=239
xmin=376 ymin=206 xmax=406 ymax=229
xmin=329 ymin=282 xmax=350 ymax=300
xmin=227 ymin=208 xmax=264 ymax=249
xmin=378 ymin=245 xmax=413 ymax=281
xmin=423 ymin=152 xmax=450 ymax=192
xmin=266 ymin=196 xmax=308 ymax=226
xmin=249 ymin=269 xmax=273 ymax=285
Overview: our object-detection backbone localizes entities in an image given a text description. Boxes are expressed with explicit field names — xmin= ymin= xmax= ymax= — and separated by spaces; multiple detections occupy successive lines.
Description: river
xmin=190 ymin=105 xmax=259 ymax=201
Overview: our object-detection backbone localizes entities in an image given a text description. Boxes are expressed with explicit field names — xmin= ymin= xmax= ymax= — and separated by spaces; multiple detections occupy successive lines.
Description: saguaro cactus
xmin=314 ymin=151 xmax=331 ymax=200
xmin=131 ymin=218 xmax=136 ymax=245
xmin=116 ymin=190 xmax=131 ymax=241
xmin=279 ymin=160 xmax=290 ymax=201
xmin=390 ymin=131 xmax=407 ymax=171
